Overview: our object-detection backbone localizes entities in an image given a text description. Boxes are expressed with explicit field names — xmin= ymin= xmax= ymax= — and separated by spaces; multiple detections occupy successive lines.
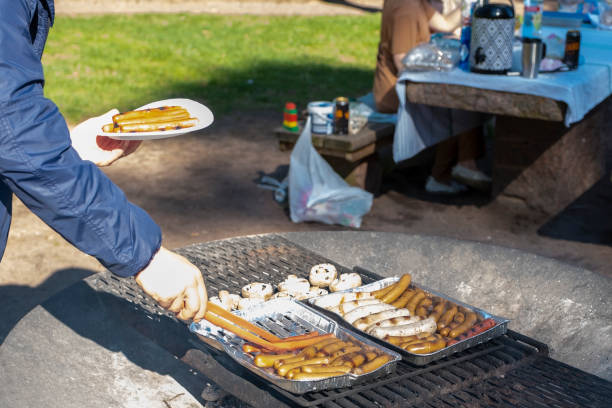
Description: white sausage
xmin=352 ymin=309 xmax=412 ymax=331
xmin=338 ymin=299 xmax=383 ymax=315
xmin=312 ymin=291 xmax=373 ymax=309
xmin=368 ymin=317 xmax=437 ymax=338
xmin=365 ymin=315 xmax=420 ymax=333
xmin=343 ymin=303 xmax=395 ymax=324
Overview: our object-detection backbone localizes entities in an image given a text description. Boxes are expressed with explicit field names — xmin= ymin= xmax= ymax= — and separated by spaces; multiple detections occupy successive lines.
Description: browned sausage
xmin=453 ymin=312 xmax=465 ymax=324
xmin=353 ymin=354 xmax=392 ymax=375
xmin=404 ymin=336 xmax=447 ymax=354
xmin=437 ymin=305 xmax=458 ymax=329
xmin=254 ymin=352 xmax=297 ymax=368
xmin=391 ymin=289 xmax=416 ymax=308
xmin=448 ymin=312 xmax=478 ymax=338
xmin=381 ymin=274 xmax=412 ymax=303
xmin=406 ymin=291 xmax=426 ymax=315
xmin=429 ymin=300 xmax=447 ymax=323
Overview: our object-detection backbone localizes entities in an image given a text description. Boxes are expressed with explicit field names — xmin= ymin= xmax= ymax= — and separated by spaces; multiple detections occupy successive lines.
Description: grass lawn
xmin=42 ymin=13 xmax=381 ymax=125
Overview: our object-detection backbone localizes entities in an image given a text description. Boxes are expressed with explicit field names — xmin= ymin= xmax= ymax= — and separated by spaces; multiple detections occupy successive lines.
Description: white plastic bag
xmin=288 ymin=118 xmax=373 ymax=228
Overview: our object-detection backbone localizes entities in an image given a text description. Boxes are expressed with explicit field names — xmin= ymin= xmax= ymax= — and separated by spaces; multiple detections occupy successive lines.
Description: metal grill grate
xmin=87 ymin=234 xmax=612 ymax=408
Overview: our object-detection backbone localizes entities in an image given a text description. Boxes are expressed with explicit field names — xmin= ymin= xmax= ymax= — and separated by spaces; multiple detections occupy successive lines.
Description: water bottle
xmin=459 ymin=0 xmax=478 ymax=71
xmin=522 ymin=0 xmax=543 ymax=38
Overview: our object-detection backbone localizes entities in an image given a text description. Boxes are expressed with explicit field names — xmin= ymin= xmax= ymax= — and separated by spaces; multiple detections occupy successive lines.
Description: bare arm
xmin=428 ymin=7 xmax=461 ymax=33
xmin=393 ymin=53 xmax=407 ymax=72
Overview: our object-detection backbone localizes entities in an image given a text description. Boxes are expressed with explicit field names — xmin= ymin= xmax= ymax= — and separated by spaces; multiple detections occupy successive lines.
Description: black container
xmin=470 ymin=1 xmax=516 ymax=75
xmin=564 ymin=30 xmax=581 ymax=70
xmin=333 ymin=97 xmax=349 ymax=135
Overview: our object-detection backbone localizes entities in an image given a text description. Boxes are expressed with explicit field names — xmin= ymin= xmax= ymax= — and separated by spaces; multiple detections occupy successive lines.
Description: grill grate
xmin=88 ymin=234 xmax=612 ymax=408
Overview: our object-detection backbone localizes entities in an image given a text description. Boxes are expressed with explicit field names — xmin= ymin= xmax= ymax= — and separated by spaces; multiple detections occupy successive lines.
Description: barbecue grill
xmin=87 ymin=234 xmax=612 ymax=407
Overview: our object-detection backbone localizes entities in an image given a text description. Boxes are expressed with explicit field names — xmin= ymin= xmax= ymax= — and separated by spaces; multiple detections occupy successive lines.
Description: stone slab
xmin=404 ymin=82 xmax=566 ymax=122
xmin=281 ymin=231 xmax=612 ymax=381
xmin=0 ymin=281 xmax=207 ymax=408
xmin=492 ymin=97 xmax=607 ymax=215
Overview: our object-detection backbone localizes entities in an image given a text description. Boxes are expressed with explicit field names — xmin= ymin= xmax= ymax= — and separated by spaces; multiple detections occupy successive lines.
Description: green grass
xmin=42 ymin=13 xmax=381 ymax=124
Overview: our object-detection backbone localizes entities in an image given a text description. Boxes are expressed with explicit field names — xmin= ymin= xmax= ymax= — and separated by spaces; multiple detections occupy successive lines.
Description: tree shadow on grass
xmin=320 ymin=0 xmax=382 ymax=13
xmin=135 ymin=61 xmax=375 ymax=117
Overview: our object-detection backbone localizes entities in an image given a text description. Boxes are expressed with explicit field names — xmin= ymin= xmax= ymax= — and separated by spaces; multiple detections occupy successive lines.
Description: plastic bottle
xmin=522 ymin=0 xmax=543 ymax=39
xmin=459 ymin=0 xmax=478 ymax=71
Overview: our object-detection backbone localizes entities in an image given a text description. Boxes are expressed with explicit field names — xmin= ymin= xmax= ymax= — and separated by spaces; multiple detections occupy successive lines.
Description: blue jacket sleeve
xmin=0 ymin=0 xmax=162 ymax=277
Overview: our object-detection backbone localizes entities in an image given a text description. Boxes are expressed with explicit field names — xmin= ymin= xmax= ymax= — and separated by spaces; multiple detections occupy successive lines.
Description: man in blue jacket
xmin=0 ymin=0 xmax=207 ymax=321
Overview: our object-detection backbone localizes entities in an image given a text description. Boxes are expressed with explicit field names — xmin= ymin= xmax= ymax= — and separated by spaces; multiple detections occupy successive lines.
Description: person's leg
xmin=457 ymin=126 xmax=483 ymax=170
xmin=452 ymin=126 xmax=491 ymax=190
xmin=431 ymin=136 xmax=458 ymax=183
xmin=426 ymin=136 xmax=468 ymax=194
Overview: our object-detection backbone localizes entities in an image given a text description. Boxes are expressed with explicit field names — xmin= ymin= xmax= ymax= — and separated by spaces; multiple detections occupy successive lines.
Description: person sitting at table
xmin=373 ymin=0 xmax=492 ymax=194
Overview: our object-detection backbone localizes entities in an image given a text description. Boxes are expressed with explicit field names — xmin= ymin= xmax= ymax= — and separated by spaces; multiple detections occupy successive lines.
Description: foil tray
xmin=189 ymin=298 xmax=402 ymax=394
xmin=308 ymin=277 xmax=510 ymax=366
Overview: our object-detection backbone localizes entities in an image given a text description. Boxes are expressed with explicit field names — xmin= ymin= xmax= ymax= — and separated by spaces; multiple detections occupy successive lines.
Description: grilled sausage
xmin=446 ymin=318 xmax=496 ymax=346
xmin=381 ymin=274 xmax=412 ymax=303
xmin=338 ymin=299 xmax=384 ymax=315
xmin=343 ymin=303 xmax=395 ymax=324
xmin=404 ymin=335 xmax=447 ymax=354
xmin=365 ymin=316 xmax=420 ymax=333
xmin=406 ymin=291 xmax=426 ymax=315
xmin=353 ymin=308 xmax=412 ymax=331
xmin=437 ymin=305 xmax=458 ymax=329
xmin=313 ymin=292 xmax=374 ymax=309
xmin=391 ymin=289 xmax=417 ymax=308
xmin=353 ymin=354 xmax=392 ymax=375
xmin=368 ymin=317 xmax=437 ymax=338
xmin=448 ymin=312 xmax=478 ymax=338
xmin=254 ymin=352 xmax=297 ymax=368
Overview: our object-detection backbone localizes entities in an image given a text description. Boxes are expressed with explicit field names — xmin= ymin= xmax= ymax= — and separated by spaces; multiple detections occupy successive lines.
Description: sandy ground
xmin=2 ymin=0 xmax=611 ymax=346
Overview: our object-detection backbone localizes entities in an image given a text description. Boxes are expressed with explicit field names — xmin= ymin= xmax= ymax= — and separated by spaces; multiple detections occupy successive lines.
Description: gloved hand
xmin=135 ymin=247 xmax=208 ymax=322
xmin=70 ymin=109 xmax=142 ymax=166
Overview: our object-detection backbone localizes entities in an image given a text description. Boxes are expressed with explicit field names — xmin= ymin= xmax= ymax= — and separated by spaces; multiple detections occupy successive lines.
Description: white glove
xmin=70 ymin=109 xmax=142 ymax=167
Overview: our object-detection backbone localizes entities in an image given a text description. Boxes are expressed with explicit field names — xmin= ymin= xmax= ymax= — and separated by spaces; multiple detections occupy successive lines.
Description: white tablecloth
xmin=393 ymin=26 xmax=612 ymax=162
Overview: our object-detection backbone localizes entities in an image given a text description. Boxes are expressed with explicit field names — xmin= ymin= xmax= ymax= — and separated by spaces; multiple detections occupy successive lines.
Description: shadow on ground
xmin=538 ymin=174 xmax=612 ymax=246
xmin=0 ymin=268 xmax=94 ymax=345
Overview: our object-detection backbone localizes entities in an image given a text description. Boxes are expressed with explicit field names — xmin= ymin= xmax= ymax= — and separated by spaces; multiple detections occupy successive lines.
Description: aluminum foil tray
xmin=189 ymin=298 xmax=401 ymax=394
xmin=308 ymin=277 xmax=510 ymax=366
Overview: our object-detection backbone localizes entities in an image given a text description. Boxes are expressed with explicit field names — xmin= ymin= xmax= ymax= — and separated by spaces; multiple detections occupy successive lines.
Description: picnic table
xmin=397 ymin=26 xmax=612 ymax=215
xmin=1 ymin=232 xmax=611 ymax=408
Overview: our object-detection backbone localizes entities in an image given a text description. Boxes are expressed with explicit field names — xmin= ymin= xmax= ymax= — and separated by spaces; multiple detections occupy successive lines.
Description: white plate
xmin=102 ymin=98 xmax=214 ymax=140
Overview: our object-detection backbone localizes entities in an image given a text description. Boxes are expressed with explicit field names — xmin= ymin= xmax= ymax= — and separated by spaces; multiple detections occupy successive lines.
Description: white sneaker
xmin=451 ymin=165 xmax=492 ymax=191
xmin=425 ymin=176 xmax=467 ymax=195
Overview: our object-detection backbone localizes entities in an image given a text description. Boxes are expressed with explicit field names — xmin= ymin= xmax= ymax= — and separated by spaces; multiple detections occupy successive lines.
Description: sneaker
xmin=451 ymin=164 xmax=492 ymax=191
xmin=425 ymin=176 xmax=468 ymax=195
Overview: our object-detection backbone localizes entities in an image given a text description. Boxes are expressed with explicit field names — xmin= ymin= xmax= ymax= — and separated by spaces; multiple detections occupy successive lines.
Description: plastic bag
xmin=401 ymin=39 xmax=461 ymax=72
xmin=288 ymin=118 xmax=373 ymax=228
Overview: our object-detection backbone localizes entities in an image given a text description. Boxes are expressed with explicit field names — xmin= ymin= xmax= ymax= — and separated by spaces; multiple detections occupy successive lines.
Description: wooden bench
xmin=275 ymin=122 xmax=395 ymax=194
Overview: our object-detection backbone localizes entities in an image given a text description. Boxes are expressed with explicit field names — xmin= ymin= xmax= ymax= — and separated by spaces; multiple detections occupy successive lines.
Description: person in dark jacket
xmin=0 ymin=0 xmax=207 ymax=321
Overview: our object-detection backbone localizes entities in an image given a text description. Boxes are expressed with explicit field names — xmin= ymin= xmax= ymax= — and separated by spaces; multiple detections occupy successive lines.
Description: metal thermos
xmin=521 ymin=37 xmax=546 ymax=79
xmin=469 ymin=0 xmax=516 ymax=74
